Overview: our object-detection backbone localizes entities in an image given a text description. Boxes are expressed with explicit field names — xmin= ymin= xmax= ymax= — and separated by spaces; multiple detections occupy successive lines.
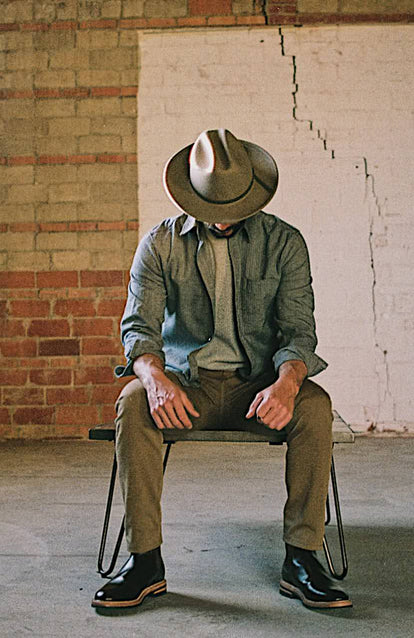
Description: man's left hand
xmin=245 ymin=360 xmax=307 ymax=430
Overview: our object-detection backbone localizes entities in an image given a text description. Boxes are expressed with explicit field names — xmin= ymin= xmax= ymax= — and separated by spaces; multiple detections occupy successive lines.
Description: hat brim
xmin=163 ymin=140 xmax=278 ymax=224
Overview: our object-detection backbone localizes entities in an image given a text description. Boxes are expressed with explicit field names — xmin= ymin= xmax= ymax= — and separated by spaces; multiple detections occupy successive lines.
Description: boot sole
xmin=91 ymin=579 xmax=167 ymax=608
xmin=279 ymin=579 xmax=352 ymax=609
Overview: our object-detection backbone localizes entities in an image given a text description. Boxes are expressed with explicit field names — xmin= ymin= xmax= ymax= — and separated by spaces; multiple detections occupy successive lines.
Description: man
xmin=92 ymin=129 xmax=352 ymax=610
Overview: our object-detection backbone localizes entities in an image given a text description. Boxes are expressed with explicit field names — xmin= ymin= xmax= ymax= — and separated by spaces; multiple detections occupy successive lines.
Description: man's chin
xmin=207 ymin=222 xmax=243 ymax=238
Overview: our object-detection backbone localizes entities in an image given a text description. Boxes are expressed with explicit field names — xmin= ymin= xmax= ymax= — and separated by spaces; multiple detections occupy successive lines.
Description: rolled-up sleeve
xmin=272 ymin=231 xmax=327 ymax=378
xmin=114 ymin=231 xmax=167 ymax=378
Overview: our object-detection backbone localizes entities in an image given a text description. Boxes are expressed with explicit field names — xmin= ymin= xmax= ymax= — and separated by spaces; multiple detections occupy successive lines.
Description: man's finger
xmin=246 ymin=394 xmax=262 ymax=418
xmin=151 ymin=410 xmax=165 ymax=430
xmin=157 ymin=406 xmax=180 ymax=429
xmin=258 ymin=407 xmax=277 ymax=425
xmin=181 ymin=393 xmax=200 ymax=418
xmin=277 ymin=413 xmax=293 ymax=430
xmin=256 ymin=402 xmax=273 ymax=420
xmin=174 ymin=402 xmax=193 ymax=429
xmin=164 ymin=403 xmax=186 ymax=429
xmin=267 ymin=413 xmax=291 ymax=431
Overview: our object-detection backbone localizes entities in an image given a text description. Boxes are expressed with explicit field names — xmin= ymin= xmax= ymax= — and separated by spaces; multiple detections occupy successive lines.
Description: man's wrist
xmin=277 ymin=360 xmax=307 ymax=396
xmin=133 ymin=354 xmax=166 ymax=386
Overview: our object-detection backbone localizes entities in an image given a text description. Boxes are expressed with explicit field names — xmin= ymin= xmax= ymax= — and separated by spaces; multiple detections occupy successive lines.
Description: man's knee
xmin=303 ymin=380 xmax=332 ymax=416
xmin=291 ymin=380 xmax=333 ymax=437
xmin=115 ymin=378 xmax=151 ymax=433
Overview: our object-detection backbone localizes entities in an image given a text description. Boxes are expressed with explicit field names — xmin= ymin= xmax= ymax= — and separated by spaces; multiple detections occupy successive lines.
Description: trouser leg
xmin=220 ymin=373 xmax=333 ymax=551
xmin=115 ymin=378 xmax=164 ymax=554
xmin=282 ymin=379 xmax=333 ymax=551
xmin=115 ymin=372 xmax=220 ymax=554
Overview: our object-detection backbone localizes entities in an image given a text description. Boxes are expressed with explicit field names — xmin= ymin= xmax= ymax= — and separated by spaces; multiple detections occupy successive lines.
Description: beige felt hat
xmin=163 ymin=129 xmax=278 ymax=224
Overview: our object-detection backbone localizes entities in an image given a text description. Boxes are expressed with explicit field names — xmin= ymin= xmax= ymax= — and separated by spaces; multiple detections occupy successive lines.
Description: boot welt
xmin=279 ymin=579 xmax=352 ymax=609
xmin=92 ymin=579 xmax=167 ymax=608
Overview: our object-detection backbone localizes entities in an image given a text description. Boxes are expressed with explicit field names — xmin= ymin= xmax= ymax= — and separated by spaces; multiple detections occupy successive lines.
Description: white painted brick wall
xmin=137 ymin=26 xmax=414 ymax=433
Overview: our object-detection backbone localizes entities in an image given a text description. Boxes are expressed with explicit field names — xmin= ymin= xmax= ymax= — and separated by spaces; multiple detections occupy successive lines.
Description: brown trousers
xmin=115 ymin=369 xmax=333 ymax=554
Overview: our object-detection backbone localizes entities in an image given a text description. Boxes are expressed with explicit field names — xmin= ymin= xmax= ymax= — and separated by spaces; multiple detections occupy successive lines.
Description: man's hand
xmin=145 ymin=372 xmax=200 ymax=430
xmin=246 ymin=360 xmax=307 ymax=430
xmin=133 ymin=355 xmax=199 ymax=430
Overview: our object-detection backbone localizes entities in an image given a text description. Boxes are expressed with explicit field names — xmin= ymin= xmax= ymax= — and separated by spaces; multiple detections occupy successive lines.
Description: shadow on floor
xmin=92 ymin=521 xmax=413 ymax=626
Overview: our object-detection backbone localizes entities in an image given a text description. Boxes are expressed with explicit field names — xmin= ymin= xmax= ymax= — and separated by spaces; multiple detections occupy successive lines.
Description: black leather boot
xmin=280 ymin=544 xmax=352 ymax=609
xmin=92 ymin=547 xmax=166 ymax=608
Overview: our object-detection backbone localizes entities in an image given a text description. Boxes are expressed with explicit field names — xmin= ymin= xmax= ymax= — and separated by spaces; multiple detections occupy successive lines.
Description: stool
xmin=89 ymin=411 xmax=354 ymax=581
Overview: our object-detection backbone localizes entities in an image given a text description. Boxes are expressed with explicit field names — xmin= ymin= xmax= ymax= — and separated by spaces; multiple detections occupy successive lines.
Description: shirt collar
xmin=179 ymin=215 xmax=198 ymax=236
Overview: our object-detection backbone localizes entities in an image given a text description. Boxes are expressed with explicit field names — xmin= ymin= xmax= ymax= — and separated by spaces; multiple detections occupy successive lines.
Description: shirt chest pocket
xmin=240 ymin=276 xmax=280 ymax=330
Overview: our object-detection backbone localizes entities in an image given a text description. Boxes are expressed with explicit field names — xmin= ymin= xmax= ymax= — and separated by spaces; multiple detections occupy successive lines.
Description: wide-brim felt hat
xmin=163 ymin=129 xmax=278 ymax=224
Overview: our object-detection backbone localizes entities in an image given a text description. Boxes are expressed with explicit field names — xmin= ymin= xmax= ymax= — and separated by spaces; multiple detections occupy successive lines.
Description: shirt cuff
xmin=114 ymin=359 xmax=135 ymax=378
xmin=272 ymin=348 xmax=328 ymax=378
xmin=115 ymin=339 xmax=166 ymax=378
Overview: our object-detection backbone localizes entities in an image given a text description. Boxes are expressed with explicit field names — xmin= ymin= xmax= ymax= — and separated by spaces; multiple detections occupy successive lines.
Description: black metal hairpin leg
xmin=323 ymin=451 xmax=348 ymax=580
xmin=97 ymin=442 xmax=174 ymax=578
xmin=325 ymin=491 xmax=331 ymax=526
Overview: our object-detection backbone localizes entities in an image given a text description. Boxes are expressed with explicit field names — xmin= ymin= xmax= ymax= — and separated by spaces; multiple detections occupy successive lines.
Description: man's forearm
xmin=277 ymin=360 xmax=308 ymax=396
xmin=132 ymin=354 xmax=166 ymax=387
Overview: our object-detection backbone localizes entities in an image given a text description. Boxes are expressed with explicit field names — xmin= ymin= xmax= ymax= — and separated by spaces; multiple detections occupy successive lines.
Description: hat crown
xmin=189 ymin=129 xmax=253 ymax=204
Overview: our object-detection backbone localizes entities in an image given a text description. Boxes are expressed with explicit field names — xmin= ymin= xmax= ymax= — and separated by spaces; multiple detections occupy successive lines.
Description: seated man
xmin=92 ymin=129 xmax=352 ymax=610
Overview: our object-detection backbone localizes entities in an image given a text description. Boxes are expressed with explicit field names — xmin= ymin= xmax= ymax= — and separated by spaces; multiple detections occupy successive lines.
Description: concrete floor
xmin=0 ymin=437 xmax=413 ymax=638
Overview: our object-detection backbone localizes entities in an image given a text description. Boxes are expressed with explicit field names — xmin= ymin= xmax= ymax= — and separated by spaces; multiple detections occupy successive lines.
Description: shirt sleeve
xmin=272 ymin=231 xmax=327 ymax=378
xmin=114 ymin=230 xmax=167 ymax=378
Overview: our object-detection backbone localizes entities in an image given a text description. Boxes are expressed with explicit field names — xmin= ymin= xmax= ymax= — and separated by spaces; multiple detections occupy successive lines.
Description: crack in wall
xmin=364 ymin=158 xmax=394 ymax=428
xmin=278 ymin=27 xmax=335 ymax=159
xmin=278 ymin=26 xmax=396 ymax=428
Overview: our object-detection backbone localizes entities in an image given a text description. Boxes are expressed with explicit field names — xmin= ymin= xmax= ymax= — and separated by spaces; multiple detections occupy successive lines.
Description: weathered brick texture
xmin=0 ymin=272 xmax=129 ymax=437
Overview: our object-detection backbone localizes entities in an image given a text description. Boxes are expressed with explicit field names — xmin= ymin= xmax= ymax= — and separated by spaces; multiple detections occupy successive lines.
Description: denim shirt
xmin=115 ymin=211 xmax=327 ymax=385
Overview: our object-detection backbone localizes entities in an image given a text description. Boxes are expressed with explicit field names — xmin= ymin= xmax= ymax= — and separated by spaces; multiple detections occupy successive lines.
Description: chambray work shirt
xmin=115 ymin=211 xmax=327 ymax=385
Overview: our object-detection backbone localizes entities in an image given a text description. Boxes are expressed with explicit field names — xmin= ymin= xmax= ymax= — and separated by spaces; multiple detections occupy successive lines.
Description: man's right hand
xmin=133 ymin=355 xmax=199 ymax=430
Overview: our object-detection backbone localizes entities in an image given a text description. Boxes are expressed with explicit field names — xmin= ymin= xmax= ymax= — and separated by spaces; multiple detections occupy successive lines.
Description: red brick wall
xmin=266 ymin=1 xmax=413 ymax=25
xmin=0 ymin=269 xmax=130 ymax=438
xmin=1 ymin=1 xmax=413 ymax=439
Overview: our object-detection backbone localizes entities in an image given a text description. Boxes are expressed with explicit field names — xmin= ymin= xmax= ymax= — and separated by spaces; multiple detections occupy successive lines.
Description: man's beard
xmin=207 ymin=221 xmax=244 ymax=238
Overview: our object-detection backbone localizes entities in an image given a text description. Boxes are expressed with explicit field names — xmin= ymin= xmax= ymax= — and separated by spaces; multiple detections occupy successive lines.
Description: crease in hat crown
xmin=189 ymin=129 xmax=254 ymax=205
xmin=163 ymin=127 xmax=278 ymax=224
